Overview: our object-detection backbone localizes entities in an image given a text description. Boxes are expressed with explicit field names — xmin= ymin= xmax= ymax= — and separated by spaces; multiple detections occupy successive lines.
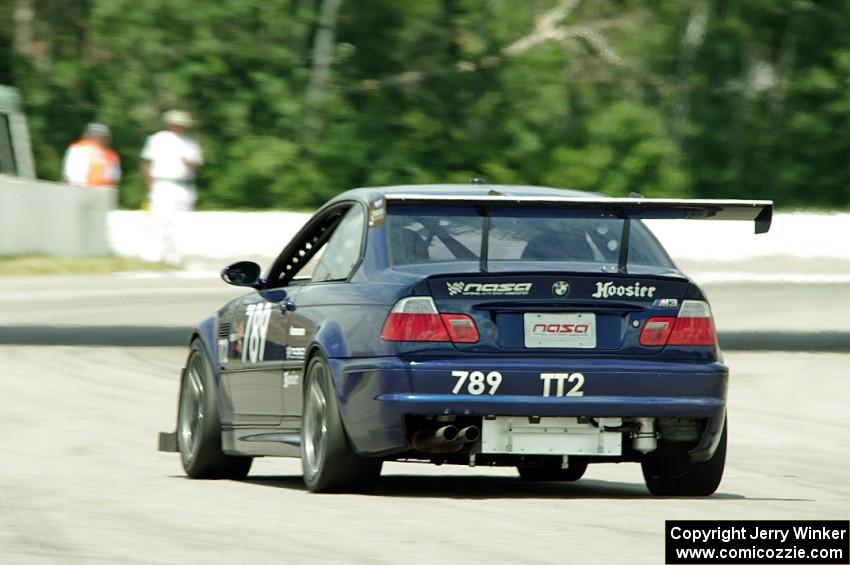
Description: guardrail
xmin=0 ymin=174 xmax=115 ymax=256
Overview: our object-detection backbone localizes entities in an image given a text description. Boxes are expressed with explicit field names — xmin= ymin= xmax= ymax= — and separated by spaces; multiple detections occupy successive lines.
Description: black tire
xmin=300 ymin=354 xmax=382 ymax=493
xmin=177 ymin=340 xmax=253 ymax=479
xmin=641 ymin=420 xmax=727 ymax=496
xmin=517 ymin=458 xmax=588 ymax=482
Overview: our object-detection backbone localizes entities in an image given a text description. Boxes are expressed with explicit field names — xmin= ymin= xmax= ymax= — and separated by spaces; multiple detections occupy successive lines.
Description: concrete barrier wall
xmin=2 ymin=177 xmax=842 ymax=263
xmin=0 ymin=174 xmax=114 ymax=256
xmin=108 ymin=209 xmax=850 ymax=264
xmin=108 ymin=210 xmax=308 ymax=260
xmin=644 ymin=214 xmax=850 ymax=261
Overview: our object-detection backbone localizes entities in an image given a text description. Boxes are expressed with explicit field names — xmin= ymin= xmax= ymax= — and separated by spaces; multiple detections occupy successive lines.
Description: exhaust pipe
xmin=457 ymin=426 xmax=480 ymax=444
xmin=632 ymin=417 xmax=657 ymax=454
xmin=411 ymin=425 xmax=462 ymax=453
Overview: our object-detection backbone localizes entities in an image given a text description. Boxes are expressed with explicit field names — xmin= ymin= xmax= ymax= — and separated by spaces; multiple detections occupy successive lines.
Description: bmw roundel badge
xmin=552 ymin=281 xmax=571 ymax=297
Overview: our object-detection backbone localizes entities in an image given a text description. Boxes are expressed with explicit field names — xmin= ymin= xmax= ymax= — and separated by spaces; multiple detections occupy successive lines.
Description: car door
xmin=220 ymin=287 xmax=292 ymax=427
xmin=279 ymin=204 xmax=367 ymax=428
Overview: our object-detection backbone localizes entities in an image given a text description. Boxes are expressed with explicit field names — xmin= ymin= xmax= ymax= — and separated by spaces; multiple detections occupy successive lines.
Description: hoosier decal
xmin=591 ymin=281 xmax=656 ymax=299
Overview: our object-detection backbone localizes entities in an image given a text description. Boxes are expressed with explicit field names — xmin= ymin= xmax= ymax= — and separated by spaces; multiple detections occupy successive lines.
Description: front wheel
xmin=177 ymin=340 xmax=252 ymax=479
xmin=300 ymin=355 xmax=382 ymax=493
xmin=641 ymin=420 xmax=727 ymax=496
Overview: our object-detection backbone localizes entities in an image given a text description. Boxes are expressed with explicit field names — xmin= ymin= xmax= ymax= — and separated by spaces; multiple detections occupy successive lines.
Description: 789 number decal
xmin=242 ymin=303 xmax=272 ymax=363
xmin=449 ymin=370 xmax=586 ymax=397
xmin=451 ymin=370 xmax=502 ymax=395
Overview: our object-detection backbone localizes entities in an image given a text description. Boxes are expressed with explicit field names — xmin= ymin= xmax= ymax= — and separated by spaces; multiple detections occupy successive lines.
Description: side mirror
xmin=221 ymin=261 xmax=263 ymax=288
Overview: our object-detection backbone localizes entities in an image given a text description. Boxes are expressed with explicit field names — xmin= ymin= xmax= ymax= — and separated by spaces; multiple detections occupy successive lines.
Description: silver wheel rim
xmin=303 ymin=364 xmax=328 ymax=477
xmin=179 ymin=354 xmax=205 ymax=462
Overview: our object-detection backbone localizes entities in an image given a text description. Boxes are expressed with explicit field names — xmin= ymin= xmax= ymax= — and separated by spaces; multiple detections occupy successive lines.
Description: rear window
xmin=387 ymin=205 xmax=673 ymax=270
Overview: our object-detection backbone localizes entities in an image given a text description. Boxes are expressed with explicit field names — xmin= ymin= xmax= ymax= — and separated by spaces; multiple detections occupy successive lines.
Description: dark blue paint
xmin=332 ymin=356 xmax=726 ymax=459
xmin=185 ymin=185 xmax=743 ymax=462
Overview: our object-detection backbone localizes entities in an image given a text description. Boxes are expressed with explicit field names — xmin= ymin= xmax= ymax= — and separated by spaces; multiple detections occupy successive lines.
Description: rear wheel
xmin=517 ymin=458 xmax=588 ymax=482
xmin=641 ymin=420 xmax=727 ymax=496
xmin=177 ymin=340 xmax=252 ymax=479
xmin=300 ymin=354 xmax=382 ymax=493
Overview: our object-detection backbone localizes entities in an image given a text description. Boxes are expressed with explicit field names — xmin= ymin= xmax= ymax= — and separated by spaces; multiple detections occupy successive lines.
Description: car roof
xmin=323 ymin=184 xmax=593 ymax=209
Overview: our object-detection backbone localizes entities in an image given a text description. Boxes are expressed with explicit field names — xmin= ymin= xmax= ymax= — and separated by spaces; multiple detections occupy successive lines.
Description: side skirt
xmin=221 ymin=428 xmax=301 ymax=457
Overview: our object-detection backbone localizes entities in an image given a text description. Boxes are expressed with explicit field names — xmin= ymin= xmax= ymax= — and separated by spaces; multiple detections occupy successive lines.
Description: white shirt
xmin=141 ymin=130 xmax=203 ymax=182
xmin=63 ymin=144 xmax=92 ymax=186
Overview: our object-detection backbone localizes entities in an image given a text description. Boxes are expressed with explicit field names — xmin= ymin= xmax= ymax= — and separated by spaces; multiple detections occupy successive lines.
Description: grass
xmin=0 ymin=255 xmax=176 ymax=276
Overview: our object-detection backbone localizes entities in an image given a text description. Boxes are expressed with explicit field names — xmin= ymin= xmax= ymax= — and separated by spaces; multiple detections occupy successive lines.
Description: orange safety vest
xmin=69 ymin=140 xmax=120 ymax=188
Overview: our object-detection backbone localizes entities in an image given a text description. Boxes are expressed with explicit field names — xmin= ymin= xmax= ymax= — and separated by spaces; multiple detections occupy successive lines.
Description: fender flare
xmin=191 ymin=315 xmax=220 ymax=383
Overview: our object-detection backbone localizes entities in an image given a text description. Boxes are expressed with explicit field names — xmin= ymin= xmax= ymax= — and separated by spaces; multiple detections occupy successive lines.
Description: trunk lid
xmin=426 ymin=272 xmax=691 ymax=355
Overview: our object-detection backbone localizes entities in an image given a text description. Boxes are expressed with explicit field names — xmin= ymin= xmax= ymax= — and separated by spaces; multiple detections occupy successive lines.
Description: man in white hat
xmin=141 ymin=110 xmax=204 ymax=263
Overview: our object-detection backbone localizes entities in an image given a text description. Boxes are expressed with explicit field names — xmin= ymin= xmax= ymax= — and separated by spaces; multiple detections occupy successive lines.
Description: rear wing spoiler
xmin=384 ymin=195 xmax=773 ymax=234
xmin=384 ymin=194 xmax=773 ymax=274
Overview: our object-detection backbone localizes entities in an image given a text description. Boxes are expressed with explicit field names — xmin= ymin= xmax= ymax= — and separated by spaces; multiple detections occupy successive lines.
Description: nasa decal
xmin=446 ymin=281 xmax=533 ymax=296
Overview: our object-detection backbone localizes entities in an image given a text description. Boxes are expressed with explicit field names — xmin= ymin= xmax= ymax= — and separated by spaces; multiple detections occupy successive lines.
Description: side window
xmin=291 ymin=243 xmax=327 ymax=281
xmin=310 ymin=206 xmax=365 ymax=282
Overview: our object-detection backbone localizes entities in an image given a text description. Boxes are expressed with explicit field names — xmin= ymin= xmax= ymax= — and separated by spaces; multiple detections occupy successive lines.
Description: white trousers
xmin=146 ymin=180 xmax=196 ymax=264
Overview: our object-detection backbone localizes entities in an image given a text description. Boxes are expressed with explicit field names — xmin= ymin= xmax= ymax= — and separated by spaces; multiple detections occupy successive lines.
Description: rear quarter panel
xmin=288 ymin=280 xmax=409 ymax=359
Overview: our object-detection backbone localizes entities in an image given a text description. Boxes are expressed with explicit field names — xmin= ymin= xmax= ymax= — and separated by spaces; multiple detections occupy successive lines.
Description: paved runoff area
xmin=0 ymin=260 xmax=848 ymax=564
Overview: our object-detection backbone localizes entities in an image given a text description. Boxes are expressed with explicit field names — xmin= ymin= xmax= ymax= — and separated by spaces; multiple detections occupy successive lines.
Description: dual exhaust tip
xmin=412 ymin=425 xmax=480 ymax=453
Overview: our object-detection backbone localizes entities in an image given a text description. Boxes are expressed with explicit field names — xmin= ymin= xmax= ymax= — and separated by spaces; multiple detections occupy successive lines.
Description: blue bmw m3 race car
xmin=159 ymin=184 xmax=772 ymax=496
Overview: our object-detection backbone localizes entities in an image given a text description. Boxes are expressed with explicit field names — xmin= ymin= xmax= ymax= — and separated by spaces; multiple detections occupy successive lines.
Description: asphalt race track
xmin=1 ymin=269 xmax=848 ymax=564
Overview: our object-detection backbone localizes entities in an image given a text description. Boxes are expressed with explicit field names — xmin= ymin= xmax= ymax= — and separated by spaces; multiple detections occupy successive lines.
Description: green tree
xmin=3 ymin=0 xmax=850 ymax=209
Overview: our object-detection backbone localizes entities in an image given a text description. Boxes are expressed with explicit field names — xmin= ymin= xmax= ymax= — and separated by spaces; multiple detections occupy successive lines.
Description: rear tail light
xmin=640 ymin=300 xmax=716 ymax=347
xmin=441 ymin=314 xmax=480 ymax=343
xmin=380 ymin=297 xmax=479 ymax=343
xmin=639 ymin=317 xmax=674 ymax=346
xmin=668 ymin=300 xmax=716 ymax=346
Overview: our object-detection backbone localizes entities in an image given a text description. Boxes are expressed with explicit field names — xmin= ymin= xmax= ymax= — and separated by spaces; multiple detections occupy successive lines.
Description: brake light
xmin=639 ymin=300 xmax=716 ymax=347
xmin=380 ymin=297 xmax=479 ymax=343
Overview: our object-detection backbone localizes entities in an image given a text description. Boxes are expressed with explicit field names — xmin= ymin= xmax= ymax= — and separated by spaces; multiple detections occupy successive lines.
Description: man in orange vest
xmin=62 ymin=123 xmax=121 ymax=189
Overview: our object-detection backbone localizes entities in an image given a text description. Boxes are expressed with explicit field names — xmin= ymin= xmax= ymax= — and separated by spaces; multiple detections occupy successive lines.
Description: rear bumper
xmin=329 ymin=356 xmax=728 ymax=461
